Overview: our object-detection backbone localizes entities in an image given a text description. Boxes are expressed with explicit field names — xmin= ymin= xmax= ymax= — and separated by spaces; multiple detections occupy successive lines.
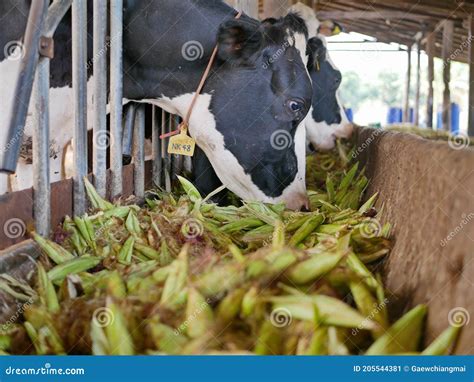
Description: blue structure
xmin=344 ymin=108 xmax=354 ymax=123
xmin=436 ymin=103 xmax=460 ymax=134
xmin=387 ymin=107 xmax=404 ymax=124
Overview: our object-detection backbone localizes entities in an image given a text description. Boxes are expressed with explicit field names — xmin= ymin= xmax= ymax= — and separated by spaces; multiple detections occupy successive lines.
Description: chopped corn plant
xmin=0 ymin=142 xmax=460 ymax=355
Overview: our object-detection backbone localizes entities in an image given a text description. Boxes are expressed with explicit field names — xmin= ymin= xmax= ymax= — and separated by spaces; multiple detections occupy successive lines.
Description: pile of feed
xmin=386 ymin=125 xmax=473 ymax=145
xmin=0 ymin=142 xmax=460 ymax=355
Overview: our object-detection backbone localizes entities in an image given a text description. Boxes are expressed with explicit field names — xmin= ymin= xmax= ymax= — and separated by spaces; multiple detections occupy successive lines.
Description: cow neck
xmin=160 ymin=11 xmax=243 ymax=140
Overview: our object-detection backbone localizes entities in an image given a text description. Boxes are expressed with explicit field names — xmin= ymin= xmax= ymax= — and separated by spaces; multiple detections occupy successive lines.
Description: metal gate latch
xmin=39 ymin=36 xmax=54 ymax=59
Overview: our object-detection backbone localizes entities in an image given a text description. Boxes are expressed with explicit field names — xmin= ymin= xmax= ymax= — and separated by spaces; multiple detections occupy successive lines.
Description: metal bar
xmin=122 ymin=103 xmax=137 ymax=159
xmin=1 ymin=0 xmax=48 ymax=174
xmin=469 ymin=15 xmax=474 ymax=137
xmin=414 ymin=38 xmax=421 ymax=126
xmin=45 ymin=0 xmax=73 ymax=38
xmin=133 ymin=105 xmax=146 ymax=198
xmin=92 ymin=0 xmax=108 ymax=198
xmin=442 ymin=21 xmax=454 ymax=132
xmin=426 ymin=31 xmax=435 ymax=129
xmin=152 ymin=106 xmax=163 ymax=187
xmin=403 ymin=46 xmax=412 ymax=123
xmin=110 ymin=0 xmax=124 ymax=198
xmin=162 ymin=112 xmax=171 ymax=192
xmin=72 ymin=0 xmax=88 ymax=215
xmin=32 ymin=58 xmax=51 ymax=236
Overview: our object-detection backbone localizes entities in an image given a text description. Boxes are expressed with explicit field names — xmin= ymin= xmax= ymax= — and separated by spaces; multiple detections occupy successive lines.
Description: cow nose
xmin=284 ymin=192 xmax=310 ymax=211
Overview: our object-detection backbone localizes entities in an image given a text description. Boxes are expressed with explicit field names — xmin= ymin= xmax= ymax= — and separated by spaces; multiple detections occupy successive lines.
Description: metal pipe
xmin=162 ymin=111 xmax=171 ymax=192
xmin=122 ymin=103 xmax=137 ymax=160
xmin=92 ymin=0 xmax=108 ymax=198
xmin=1 ymin=0 xmax=48 ymax=174
xmin=32 ymin=58 xmax=51 ymax=236
xmin=32 ymin=0 xmax=72 ymax=236
xmin=44 ymin=0 xmax=73 ymax=38
xmin=133 ymin=105 xmax=146 ymax=198
xmin=72 ymin=0 xmax=88 ymax=215
xmin=152 ymin=106 xmax=162 ymax=187
xmin=110 ymin=0 xmax=124 ymax=198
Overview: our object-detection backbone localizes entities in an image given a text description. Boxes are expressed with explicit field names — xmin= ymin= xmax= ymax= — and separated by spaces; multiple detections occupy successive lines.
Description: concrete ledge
xmin=355 ymin=127 xmax=474 ymax=355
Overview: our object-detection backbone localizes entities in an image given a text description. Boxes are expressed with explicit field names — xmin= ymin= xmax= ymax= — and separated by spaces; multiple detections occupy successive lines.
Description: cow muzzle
xmin=282 ymin=191 xmax=310 ymax=211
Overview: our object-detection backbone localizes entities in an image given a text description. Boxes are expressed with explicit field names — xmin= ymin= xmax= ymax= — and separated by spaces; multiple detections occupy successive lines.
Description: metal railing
xmin=0 ymin=0 xmax=180 ymax=240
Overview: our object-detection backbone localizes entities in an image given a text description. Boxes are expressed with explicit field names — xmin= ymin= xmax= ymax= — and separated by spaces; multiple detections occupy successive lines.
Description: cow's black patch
xmin=307 ymin=36 xmax=342 ymax=125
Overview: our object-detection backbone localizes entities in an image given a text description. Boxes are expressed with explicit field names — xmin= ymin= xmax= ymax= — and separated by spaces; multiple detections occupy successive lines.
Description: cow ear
xmin=307 ymin=37 xmax=326 ymax=69
xmin=217 ymin=20 xmax=263 ymax=64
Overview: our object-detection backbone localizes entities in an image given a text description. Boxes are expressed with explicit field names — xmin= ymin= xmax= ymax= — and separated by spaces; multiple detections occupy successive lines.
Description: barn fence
xmin=0 ymin=0 xmax=183 ymax=250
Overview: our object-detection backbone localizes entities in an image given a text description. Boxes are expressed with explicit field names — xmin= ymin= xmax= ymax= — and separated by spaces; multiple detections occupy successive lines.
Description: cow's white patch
xmin=138 ymin=94 xmax=307 ymax=208
xmin=0 ymin=51 xmax=95 ymax=195
xmin=289 ymin=3 xmax=321 ymax=38
xmin=287 ymin=30 xmax=309 ymax=67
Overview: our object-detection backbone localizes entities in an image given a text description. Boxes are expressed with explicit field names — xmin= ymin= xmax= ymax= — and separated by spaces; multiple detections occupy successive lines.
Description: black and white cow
xmin=0 ymin=0 xmax=313 ymax=210
xmin=289 ymin=3 xmax=353 ymax=150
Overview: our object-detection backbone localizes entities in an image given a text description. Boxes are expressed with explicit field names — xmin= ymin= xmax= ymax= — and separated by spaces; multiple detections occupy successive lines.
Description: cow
xmin=289 ymin=3 xmax=353 ymax=150
xmin=0 ymin=0 xmax=313 ymax=210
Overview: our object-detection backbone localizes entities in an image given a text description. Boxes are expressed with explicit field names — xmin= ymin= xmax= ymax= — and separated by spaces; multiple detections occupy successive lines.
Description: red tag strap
xmin=160 ymin=11 xmax=242 ymax=141
xmin=159 ymin=129 xmax=180 ymax=139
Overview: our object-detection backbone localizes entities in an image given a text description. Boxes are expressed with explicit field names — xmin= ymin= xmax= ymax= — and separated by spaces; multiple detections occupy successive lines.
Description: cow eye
xmin=287 ymin=99 xmax=305 ymax=113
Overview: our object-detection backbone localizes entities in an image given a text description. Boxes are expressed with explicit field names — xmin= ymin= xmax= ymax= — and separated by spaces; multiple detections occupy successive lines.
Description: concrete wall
xmin=355 ymin=127 xmax=474 ymax=354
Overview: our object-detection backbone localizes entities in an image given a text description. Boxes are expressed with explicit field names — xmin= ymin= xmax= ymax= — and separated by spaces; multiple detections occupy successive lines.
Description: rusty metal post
xmin=1 ymin=0 xmax=48 ymax=174
xmin=442 ymin=20 xmax=454 ymax=132
xmin=122 ymin=103 xmax=137 ymax=160
xmin=72 ymin=0 xmax=88 ymax=215
xmin=32 ymin=0 xmax=73 ymax=236
xmin=32 ymin=58 xmax=51 ymax=236
xmin=92 ymin=0 xmax=108 ymax=197
xmin=110 ymin=0 xmax=124 ymax=198
xmin=133 ymin=105 xmax=146 ymax=198
xmin=152 ymin=106 xmax=163 ymax=187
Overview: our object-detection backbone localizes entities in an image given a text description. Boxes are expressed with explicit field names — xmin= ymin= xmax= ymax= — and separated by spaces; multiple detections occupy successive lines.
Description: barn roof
xmin=308 ymin=0 xmax=474 ymax=63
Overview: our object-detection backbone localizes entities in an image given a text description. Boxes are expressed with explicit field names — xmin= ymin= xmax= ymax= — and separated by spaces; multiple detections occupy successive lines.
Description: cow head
xmin=203 ymin=15 xmax=312 ymax=209
xmin=289 ymin=2 xmax=353 ymax=150
xmin=123 ymin=3 xmax=312 ymax=210
xmin=305 ymin=36 xmax=353 ymax=150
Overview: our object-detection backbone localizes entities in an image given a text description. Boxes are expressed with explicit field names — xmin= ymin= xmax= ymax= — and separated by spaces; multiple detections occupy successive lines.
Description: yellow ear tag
xmin=168 ymin=123 xmax=196 ymax=157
